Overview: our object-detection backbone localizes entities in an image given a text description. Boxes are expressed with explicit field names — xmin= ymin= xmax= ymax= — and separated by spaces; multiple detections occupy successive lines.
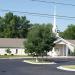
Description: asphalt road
xmin=0 ymin=58 xmax=75 ymax=75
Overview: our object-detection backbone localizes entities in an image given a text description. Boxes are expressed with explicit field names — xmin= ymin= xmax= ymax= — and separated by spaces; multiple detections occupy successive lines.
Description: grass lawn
xmin=28 ymin=59 xmax=49 ymax=63
xmin=23 ymin=58 xmax=56 ymax=64
xmin=25 ymin=58 xmax=52 ymax=63
xmin=62 ymin=65 xmax=75 ymax=69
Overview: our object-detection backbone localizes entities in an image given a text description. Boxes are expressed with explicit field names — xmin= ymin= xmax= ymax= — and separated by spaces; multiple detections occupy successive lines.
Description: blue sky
xmin=0 ymin=0 xmax=75 ymax=31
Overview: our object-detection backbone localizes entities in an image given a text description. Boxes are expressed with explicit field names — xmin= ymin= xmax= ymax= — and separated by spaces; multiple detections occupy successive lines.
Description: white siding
xmin=16 ymin=48 xmax=25 ymax=55
xmin=0 ymin=48 xmax=26 ymax=55
xmin=0 ymin=48 xmax=6 ymax=55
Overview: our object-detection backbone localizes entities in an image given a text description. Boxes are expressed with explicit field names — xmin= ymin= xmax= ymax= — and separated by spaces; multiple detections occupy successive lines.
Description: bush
xmin=69 ymin=49 xmax=75 ymax=56
xmin=6 ymin=48 xmax=11 ymax=54
xmin=11 ymin=54 xmax=14 ymax=56
xmin=4 ymin=54 xmax=7 ymax=56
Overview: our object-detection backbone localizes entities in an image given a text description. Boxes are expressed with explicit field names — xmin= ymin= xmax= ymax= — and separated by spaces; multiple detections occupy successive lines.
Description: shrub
xmin=6 ymin=48 xmax=11 ymax=54
xmin=4 ymin=54 xmax=7 ymax=56
xmin=11 ymin=54 xmax=14 ymax=56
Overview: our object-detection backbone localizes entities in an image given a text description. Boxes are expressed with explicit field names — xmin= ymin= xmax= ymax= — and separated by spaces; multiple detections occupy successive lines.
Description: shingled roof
xmin=54 ymin=37 xmax=75 ymax=46
xmin=0 ymin=38 xmax=75 ymax=48
xmin=0 ymin=38 xmax=26 ymax=48
xmin=66 ymin=40 xmax=75 ymax=45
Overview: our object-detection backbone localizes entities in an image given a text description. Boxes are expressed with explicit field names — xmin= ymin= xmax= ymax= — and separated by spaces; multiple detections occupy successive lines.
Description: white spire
xmin=52 ymin=5 xmax=59 ymax=37
xmin=52 ymin=5 xmax=57 ymax=34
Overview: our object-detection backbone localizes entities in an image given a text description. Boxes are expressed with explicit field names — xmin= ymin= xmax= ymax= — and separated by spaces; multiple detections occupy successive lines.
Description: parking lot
xmin=0 ymin=58 xmax=75 ymax=75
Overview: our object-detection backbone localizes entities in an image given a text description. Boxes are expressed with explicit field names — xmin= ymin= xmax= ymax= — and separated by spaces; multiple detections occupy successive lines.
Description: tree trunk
xmin=36 ymin=56 xmax=38 ymax=63
xmin=41 ymin=53 xmax=43 ymax=62
xmin=46 ymin=51 xmax=48 ymax=60
xmin=42 ymin=55 xmax=43 ymax=62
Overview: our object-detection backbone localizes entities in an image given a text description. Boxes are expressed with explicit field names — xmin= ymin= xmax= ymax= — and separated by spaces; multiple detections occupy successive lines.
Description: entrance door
xmin=55 ymin=48 xmax=60 ymax=56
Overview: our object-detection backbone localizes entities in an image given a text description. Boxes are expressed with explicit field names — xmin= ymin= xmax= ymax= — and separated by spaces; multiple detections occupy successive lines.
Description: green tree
xmin=24 ymin=24 xmax=56 ymax=62
xmin=59 ymin=32 xmax=64 ymax=38
xmin=0 ymin=17 xmax=5 ymax=37
xmin=0 ymin=12 xmax=32 ymax=38
xmin=63 ymin=24 xmax=75 ymax=39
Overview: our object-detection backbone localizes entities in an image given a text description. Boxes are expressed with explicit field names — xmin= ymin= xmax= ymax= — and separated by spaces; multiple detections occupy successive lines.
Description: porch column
xmin=63 ymin=45 xmax=65 ymax=56
xmin=66 ymin=45 xmax=68 ymax=56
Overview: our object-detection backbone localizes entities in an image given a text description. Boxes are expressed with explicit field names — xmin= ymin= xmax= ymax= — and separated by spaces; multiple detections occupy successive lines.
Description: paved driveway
xmin=0 ymin=58 xmax=75 ymax=75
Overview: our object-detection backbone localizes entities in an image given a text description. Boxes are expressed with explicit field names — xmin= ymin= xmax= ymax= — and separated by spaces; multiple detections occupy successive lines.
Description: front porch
xmin=47 ymin=38 xmax=75 ymax=57
xmin=53 ymin=44 xmax=69 ymax=56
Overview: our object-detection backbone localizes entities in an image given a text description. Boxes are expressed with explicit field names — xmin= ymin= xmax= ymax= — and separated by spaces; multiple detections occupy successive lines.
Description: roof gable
xmin=54 ymin=37 xmax=75 ymax=46
xmin=66 ymin=40 xmax=75 ymax=45
xmin=55 ymin=40 xmax=66 ymax=44
xmin=54 ymin=38 xmax=67 ymax=44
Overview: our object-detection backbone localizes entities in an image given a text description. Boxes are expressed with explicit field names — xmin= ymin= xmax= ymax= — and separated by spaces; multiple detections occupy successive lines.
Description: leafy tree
xmin=0 ymin=12 xmax=32 ymax=38
xmin=59 ymin=32 xmax=64 ymax=38
xmin=24 ymin=24 xmax=56 ymax=62
xmin=0 ymin=17 xmax=5 ymax=37
xmin=63 ymin=24 xmax=75 ymax=39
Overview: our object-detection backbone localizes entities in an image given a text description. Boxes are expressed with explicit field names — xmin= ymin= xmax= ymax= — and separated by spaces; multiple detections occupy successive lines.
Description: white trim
xmin=63 ymin=44 xmax=65 ymax=56
xmin=66 ymin=45 xmax=68 ymax=56
xmin=23 ymin=60 xmax=56 ymax=64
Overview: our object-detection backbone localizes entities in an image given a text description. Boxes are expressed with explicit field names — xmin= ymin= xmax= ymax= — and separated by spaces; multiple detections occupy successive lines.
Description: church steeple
xmin=52 ymin=6 xmax=59 ymax=37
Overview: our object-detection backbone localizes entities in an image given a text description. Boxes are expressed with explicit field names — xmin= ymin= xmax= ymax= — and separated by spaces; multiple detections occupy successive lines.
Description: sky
xmin=0 ymin=0 xmax=75 ymax=31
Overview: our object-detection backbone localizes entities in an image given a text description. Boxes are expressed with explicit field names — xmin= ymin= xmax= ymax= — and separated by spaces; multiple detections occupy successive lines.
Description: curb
xmin=0 ymin=57 xmax=36 ymax=59
xmin=23 ymin=60 xmax=56 ymax=64
xmin=57 ymin=66 xmax=75 ymax=71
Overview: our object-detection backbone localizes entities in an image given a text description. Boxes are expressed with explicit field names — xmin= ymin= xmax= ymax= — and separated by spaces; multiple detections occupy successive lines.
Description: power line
xmin=0 ymin=9 xmax=50 ymax=16
xmin=0 ymin=9 xmax=75 ymax=20
xmin=30 ymin=0 xmax=75 ymax=7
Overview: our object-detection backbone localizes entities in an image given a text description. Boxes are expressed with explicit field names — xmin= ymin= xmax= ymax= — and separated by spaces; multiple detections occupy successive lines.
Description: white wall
xmin=0 ymin=48 xmax=26 ymax=55
xmin=0 ymin=48 xmax=6 ymax=55
xmin=47 ymin=44 xmax=64 ymax=57
xmin=16 ymin=48 xmax=25 ymax=55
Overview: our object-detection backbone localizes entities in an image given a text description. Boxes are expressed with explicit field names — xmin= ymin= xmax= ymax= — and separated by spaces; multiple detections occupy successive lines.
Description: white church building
xmin=48 ymin=38 xmax=75 ymax=57
xmin=0 ymin=38 xmax=74 ymax=56
xmin=47 ymin=6 xmax=75 ymax=57
xmin=0 ymin=38 xmax=26 ymax=55
xmin=0 ymin=7 xmax=74 ymax=56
